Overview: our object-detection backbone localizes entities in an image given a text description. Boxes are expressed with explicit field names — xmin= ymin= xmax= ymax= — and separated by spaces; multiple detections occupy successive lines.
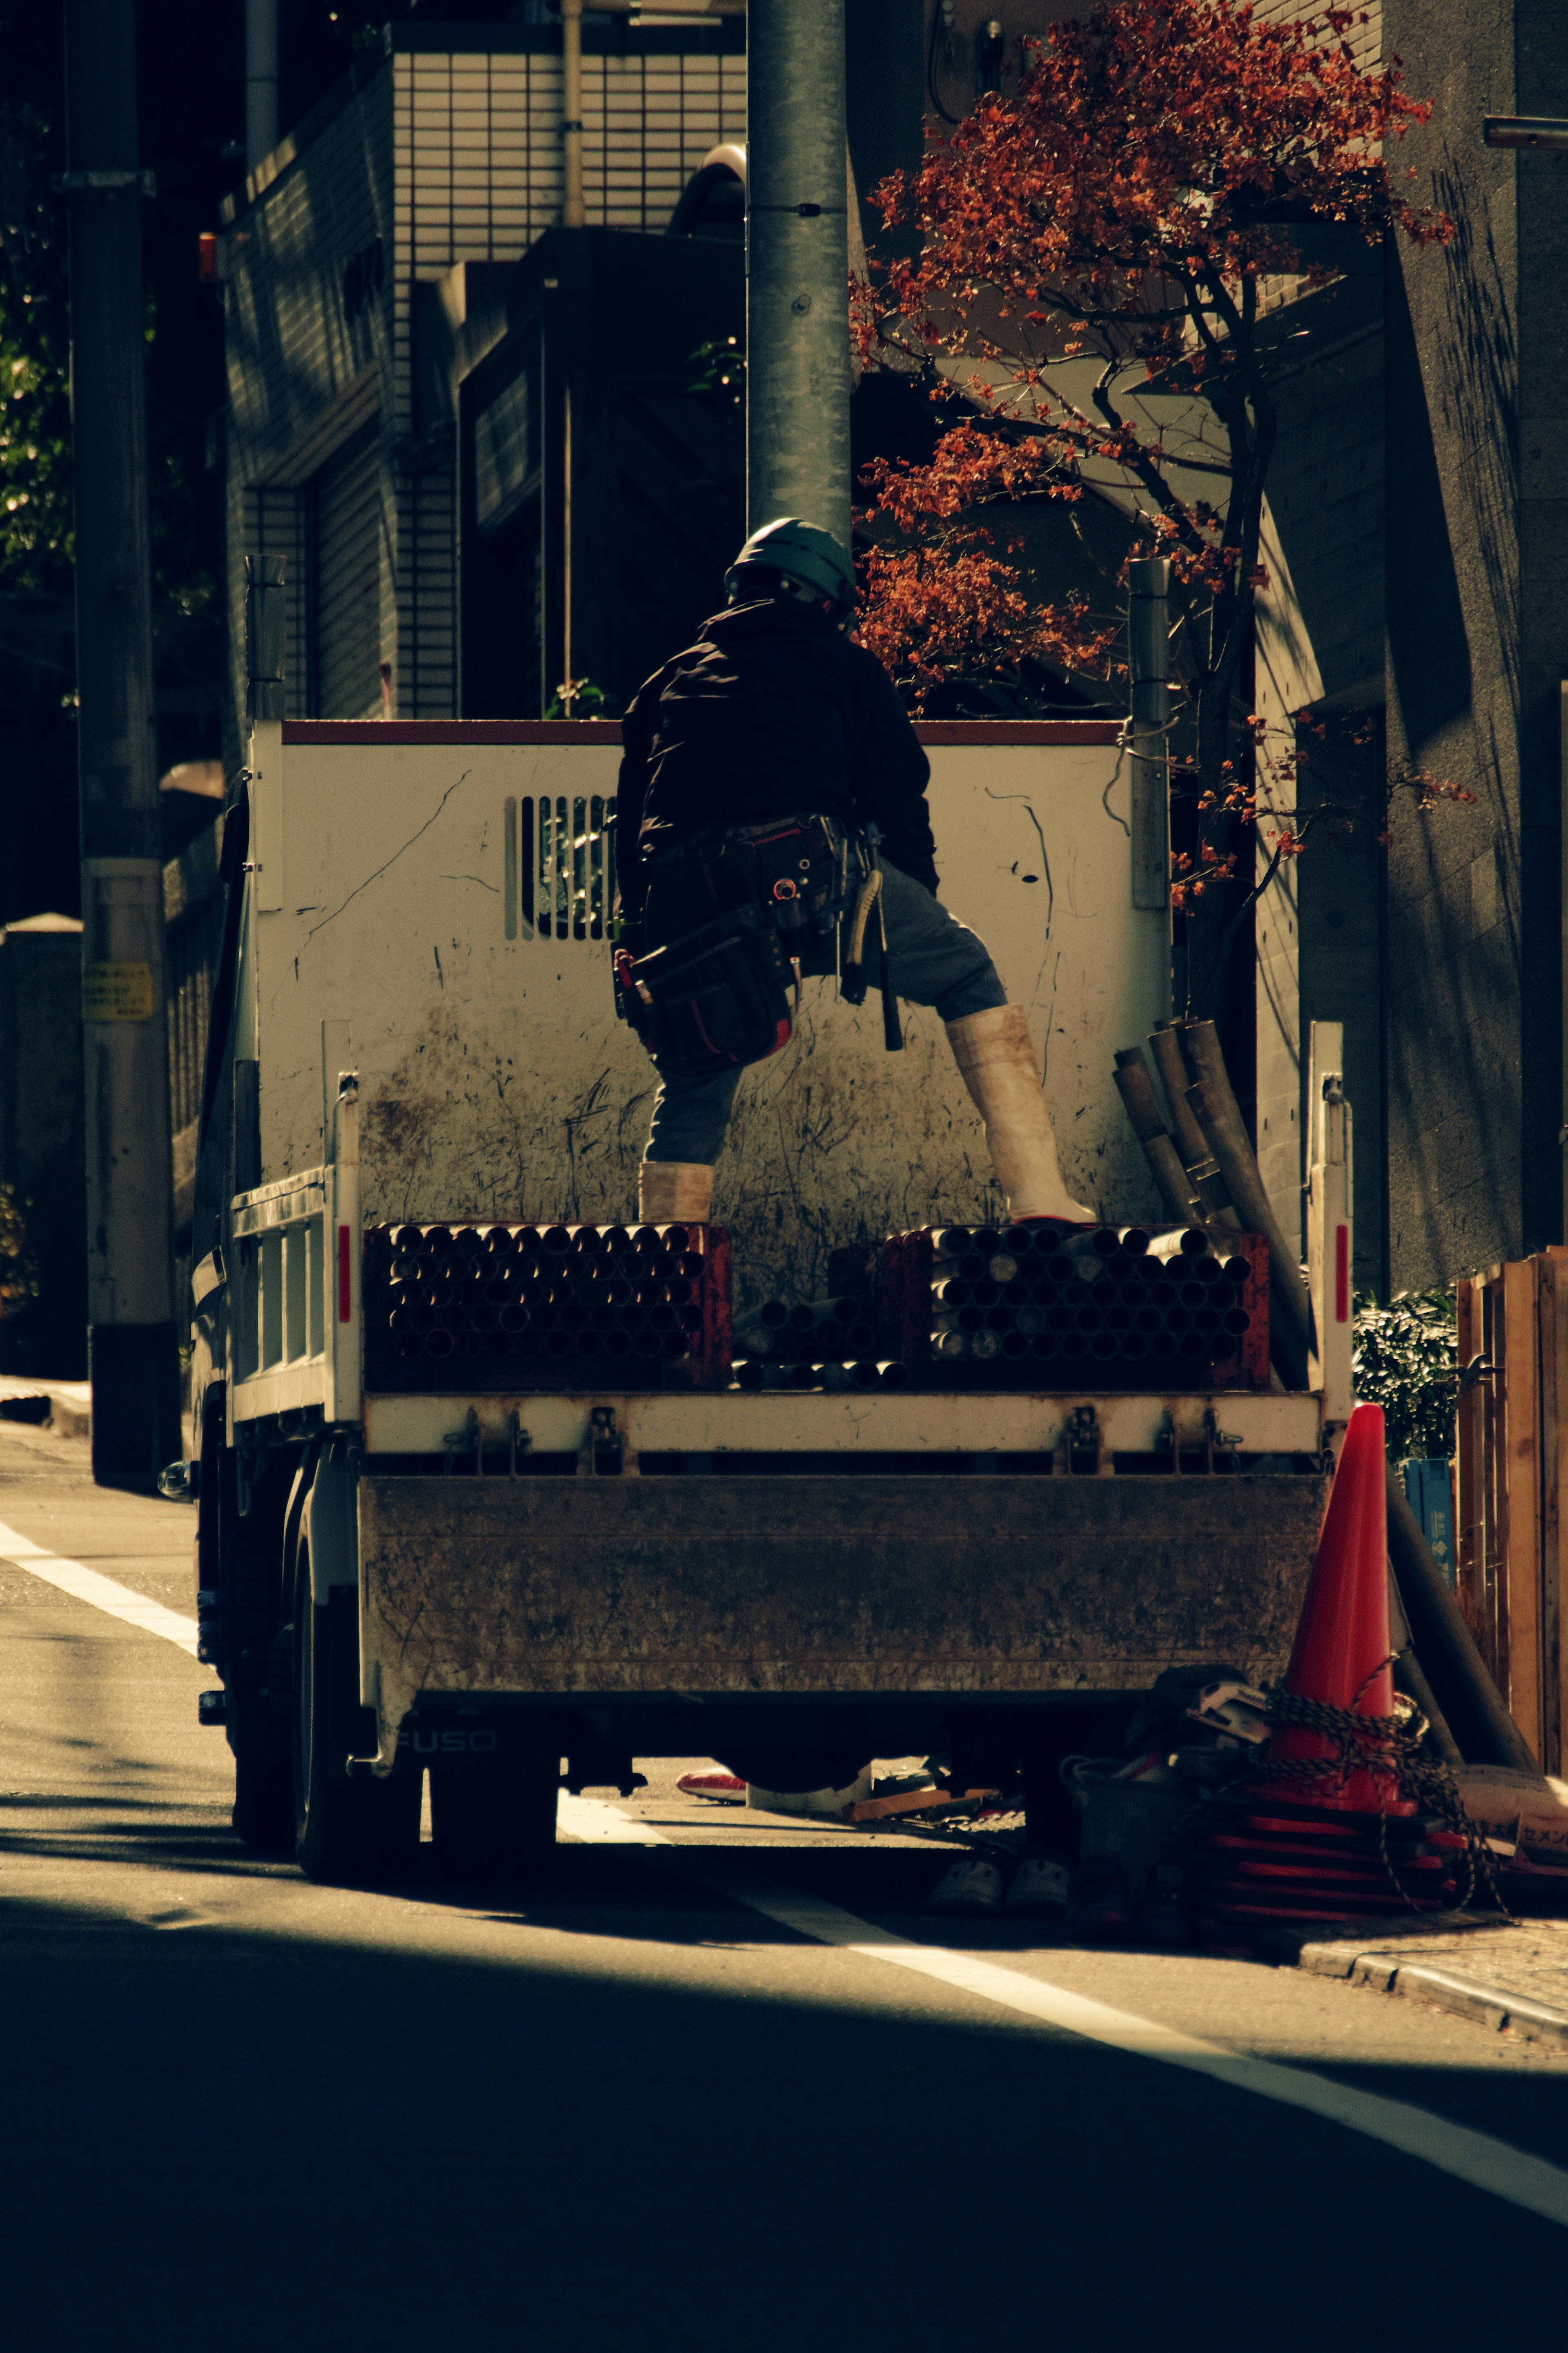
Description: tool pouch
xmin=614 ymin=902 xmax=796 ymax=1079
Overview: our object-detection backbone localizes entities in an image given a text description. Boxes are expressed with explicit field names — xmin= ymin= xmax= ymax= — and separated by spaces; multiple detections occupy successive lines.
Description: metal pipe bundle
xmin=730 ymin=1356 xmax=909 ymax=1392
xmin=918 ymin=1221 xmax=1257 ymax=1386
xmin=377 ymin=1220 xmax=713 ymax=1372
xmin=729 ymin=1279 xmax=903 ymax=1391
xmin=737 ymin=1294 xmax=880 ymax=1365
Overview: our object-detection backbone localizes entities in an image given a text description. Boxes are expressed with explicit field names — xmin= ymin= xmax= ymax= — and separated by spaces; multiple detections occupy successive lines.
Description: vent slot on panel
xmin=536 ymin=795 xmax=616 ymax=942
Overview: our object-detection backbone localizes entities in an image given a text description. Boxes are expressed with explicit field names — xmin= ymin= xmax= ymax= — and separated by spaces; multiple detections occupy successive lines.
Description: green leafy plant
xmin=546 ymin=677 xmax=609 ymax=719
xmin=1353 ymin=1289 xmax=1455 ymax=1460
xmin=690 ymin=334 xmax=743 ymax=413
xmin=0 ymin=102 xmax=74 ymax=593
xmin=0 ymin=1184 xmax=40 ymax=1324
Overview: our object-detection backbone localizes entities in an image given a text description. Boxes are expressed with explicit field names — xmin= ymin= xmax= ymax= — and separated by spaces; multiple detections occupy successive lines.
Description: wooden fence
xmin=1456 ymin=1252 xmax=1568 ymax=1774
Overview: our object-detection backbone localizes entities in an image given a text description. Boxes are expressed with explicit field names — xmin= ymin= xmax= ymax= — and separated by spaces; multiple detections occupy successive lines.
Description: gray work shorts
xmin=643 ymin=854 xmax=1005 ymax=1166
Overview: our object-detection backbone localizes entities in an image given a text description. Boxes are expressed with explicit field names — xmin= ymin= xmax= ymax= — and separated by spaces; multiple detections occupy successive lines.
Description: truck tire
xmin=232 ymin=1749 xmax=294 ymax=1853
xmin=292 ymin=1559 xmax=419 ymax=1885
xmin=429 ymin=1748 xmax=559 ymax=1885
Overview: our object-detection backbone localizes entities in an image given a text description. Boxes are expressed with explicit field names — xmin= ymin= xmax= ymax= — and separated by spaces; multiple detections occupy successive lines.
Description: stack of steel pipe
xmin=874 ymin=1222 xmax=1270 ymax=1390
xmin=729 ymin=1294 xmax=908 ymax=1391
xmin=361 ymin=1220 xmax=732 ymax=1390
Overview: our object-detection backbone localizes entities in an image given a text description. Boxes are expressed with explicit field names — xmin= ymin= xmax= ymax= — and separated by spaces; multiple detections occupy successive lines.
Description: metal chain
xmin=1250 ymin=1657 xmax=1509 ymax=1918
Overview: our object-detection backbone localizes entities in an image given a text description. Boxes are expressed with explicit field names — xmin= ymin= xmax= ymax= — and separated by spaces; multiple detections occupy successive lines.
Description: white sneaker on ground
xmin=1004 ymin=1857 xmax=1072 ymax=1918
xmin=928 ymin=1854 xmax=1004 ymax=1916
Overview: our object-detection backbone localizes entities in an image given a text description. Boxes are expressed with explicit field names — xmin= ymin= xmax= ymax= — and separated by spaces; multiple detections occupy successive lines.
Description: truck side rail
xmin=228 ymin=1073 xmax=362 ymax=1434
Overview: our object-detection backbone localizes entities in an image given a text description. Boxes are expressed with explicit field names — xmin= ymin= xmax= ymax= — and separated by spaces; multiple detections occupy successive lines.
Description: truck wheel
xmin=292 ymin=1559 xmax=418 ymax=1885
xmin=232 ymin=1749 xmax=294 ymax=1854
xmin=429 ymin=1749 xmax=559 ymax=1885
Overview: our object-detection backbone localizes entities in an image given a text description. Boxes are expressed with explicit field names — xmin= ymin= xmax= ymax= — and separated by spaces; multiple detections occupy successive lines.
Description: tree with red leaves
xmin=856 ymin=0 xmax=1457 ymax=1009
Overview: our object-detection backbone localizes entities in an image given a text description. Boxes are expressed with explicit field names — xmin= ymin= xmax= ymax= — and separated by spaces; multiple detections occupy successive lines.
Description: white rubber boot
xmin=945 ymin=1004 xmax=1094 ymax=1222
xmin=637 ymin=1160 xmax=714 ymax=1225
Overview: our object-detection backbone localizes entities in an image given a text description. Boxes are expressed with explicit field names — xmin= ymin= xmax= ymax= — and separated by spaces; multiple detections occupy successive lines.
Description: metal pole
xmin=245 ymin=0 xmax=279 ymax=174
xmin=746 ymin=0 xmax=851 ymax=551
xmin=561 ymin=0 xmax=585 ymax=229
xmin=62 ymin=0 xmax=179 ymax=1489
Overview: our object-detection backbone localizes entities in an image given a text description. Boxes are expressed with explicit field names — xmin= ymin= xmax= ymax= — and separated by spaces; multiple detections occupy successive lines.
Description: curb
xmin=45 ymin=1389 xmax=91 ymax=1441
xmin=0 ymin=1382 xmax=91 ymax=1441
xmin=1261 ymin=1912 xmax=1568 ymax=2048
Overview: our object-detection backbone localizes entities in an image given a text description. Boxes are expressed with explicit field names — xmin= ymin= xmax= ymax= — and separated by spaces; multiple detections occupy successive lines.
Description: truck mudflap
xmin=352 ymin=1473 xmax=1328 ymax=1774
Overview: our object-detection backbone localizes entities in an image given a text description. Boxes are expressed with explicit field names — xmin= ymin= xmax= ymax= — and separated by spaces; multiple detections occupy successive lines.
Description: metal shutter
xmin=312 ymin=425 xmax=384 ymax=717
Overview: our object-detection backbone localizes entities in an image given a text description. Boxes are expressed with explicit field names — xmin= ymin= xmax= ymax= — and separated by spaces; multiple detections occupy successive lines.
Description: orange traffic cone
xmin=1187 ymin=1400 xmax=1451 ymax=1939
xmin=1258 ymin=1400 xmax=1412 ymax=1815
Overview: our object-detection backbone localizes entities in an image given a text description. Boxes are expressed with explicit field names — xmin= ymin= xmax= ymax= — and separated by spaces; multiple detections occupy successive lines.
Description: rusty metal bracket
xmin=1157 ymin=1406 xmax=1243 ymax=1475
xmin=443 ymin=1405 xmax=481 ymax=1476
xmin=1058 ymin=1403 xmax=1104 ymax=1476
xmin=579 ymin=1404 xmax=623 ymax=1477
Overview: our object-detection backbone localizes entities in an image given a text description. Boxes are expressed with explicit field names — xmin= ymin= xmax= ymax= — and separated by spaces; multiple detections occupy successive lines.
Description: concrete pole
xmin=245 ymin=0 xmax=279 ymax=174
xmin=62 ymin=0 xmax=179 ymax=1488
xmin=561 ymin=0 xmax=585 ymax=228
xmin=746 ymin=0 xmax=851 ymax=552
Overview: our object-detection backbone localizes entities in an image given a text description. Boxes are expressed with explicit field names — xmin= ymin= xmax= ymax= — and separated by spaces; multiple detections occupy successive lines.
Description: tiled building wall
xmin=1254 ymin=0 xmax=1383 ymax=68
xmin=225 ymin=35 xmax=746 ymax=756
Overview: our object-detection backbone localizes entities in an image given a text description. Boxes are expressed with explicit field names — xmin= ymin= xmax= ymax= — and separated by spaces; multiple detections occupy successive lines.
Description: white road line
xmin=557 ymin=1793 xmax=673 ymax=1844
xmin=13 ymin=1585 xmax=1566 ymax=2229
xmin=0 ymin=1515 xmax=200 ymax=1657
xmin=560 ymin=1793 xmax=1568 ymax=2232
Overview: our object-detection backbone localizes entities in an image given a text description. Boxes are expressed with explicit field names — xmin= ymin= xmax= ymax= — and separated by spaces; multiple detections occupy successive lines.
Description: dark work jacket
xmin=614 ymin=598 xmax=939 ymax=917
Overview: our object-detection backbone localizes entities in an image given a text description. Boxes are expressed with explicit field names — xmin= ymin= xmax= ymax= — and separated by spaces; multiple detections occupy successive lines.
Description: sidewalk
xmin=1265 ymin=1909 xmax=1568 ymax=2048
xmin=0 ymin=1373 xmax=91 ymax=1441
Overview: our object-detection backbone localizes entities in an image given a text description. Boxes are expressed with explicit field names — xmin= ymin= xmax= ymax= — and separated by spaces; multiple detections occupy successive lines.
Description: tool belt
xmin=613 ymin=812 xmax=900 ymax=1078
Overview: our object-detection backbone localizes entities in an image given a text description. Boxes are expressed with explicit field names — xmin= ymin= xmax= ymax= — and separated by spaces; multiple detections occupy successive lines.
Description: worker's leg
xmin=637 ymin=1063 xmax=743 ymax=1223
xmin=877 ymin=859 xmax=1094 ymax=1221
xmin=873 ymin=856 xmax=1008 ymax=1021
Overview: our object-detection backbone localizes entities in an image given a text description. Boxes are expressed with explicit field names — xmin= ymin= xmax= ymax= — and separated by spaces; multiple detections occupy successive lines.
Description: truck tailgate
xmin=358 ymin=1474 xmax=1326 ymax=1745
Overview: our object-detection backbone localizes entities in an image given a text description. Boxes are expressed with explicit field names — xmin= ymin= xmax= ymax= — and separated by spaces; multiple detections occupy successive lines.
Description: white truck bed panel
xmin=247 ymin=727 xmax=1165 ymax=1303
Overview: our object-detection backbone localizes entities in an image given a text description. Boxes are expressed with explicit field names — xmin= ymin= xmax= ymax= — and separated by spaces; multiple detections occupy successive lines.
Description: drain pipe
xmin=1128 ymin=556 xmax=1170 ymax=917
xmin=746 ymin=0 xmax=851 ymax=551
xmin=561 ymin=0 xmax=585 ymax=228
xmin=245 ymin=0 xmax=278 ymax=174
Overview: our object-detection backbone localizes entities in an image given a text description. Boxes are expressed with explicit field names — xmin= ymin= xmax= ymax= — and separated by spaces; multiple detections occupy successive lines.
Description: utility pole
xmin=245 ymin=0 xmax=280 ymax=174
xmin=746 ymin=0 xmax=851 ymax=551
xmin=62 ymin=0 xmax=179 ymax=1488
xmin=561 ymin=0 xmax=585 ymax=229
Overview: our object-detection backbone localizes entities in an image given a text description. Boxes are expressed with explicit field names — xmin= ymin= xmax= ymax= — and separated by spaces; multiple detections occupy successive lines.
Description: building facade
xmin=217 ymin=19 xmax=746 ymax=756
xmin=1250 ymin=0 xmax=1568 ymax=1295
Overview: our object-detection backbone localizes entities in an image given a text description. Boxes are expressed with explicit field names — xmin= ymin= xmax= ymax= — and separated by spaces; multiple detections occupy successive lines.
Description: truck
xmin=180 ymin=694 xmax=1345 ymax=1882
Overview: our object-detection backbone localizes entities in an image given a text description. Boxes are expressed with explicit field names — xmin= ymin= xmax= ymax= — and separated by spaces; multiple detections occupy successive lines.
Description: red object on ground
xmin=1257 ymin=1400 xmax=1412 ymax=1815
xmin=677 ymin=1769 xmax=746 ymax=1804
xmin=1185 ymin=1399 xmax=1456 ymax=1942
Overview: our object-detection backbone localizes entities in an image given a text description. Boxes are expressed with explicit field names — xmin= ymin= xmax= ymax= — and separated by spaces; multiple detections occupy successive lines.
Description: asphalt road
xmin=2 ymin=1417 xmax=1566 ymax=2352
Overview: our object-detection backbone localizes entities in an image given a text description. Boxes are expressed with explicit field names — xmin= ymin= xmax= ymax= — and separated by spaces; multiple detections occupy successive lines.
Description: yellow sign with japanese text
xmin=82 ymin=961 xmax=154 ymax=1021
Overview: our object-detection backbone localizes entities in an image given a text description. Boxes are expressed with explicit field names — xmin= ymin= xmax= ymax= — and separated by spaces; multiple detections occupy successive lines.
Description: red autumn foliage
xmin=853 ymin=0 xmax=1454 ymax=950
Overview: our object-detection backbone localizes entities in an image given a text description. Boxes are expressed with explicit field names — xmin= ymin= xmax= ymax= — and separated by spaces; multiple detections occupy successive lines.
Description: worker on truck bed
xmin=613 ymin=517 xmax=1093 ymax=1231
